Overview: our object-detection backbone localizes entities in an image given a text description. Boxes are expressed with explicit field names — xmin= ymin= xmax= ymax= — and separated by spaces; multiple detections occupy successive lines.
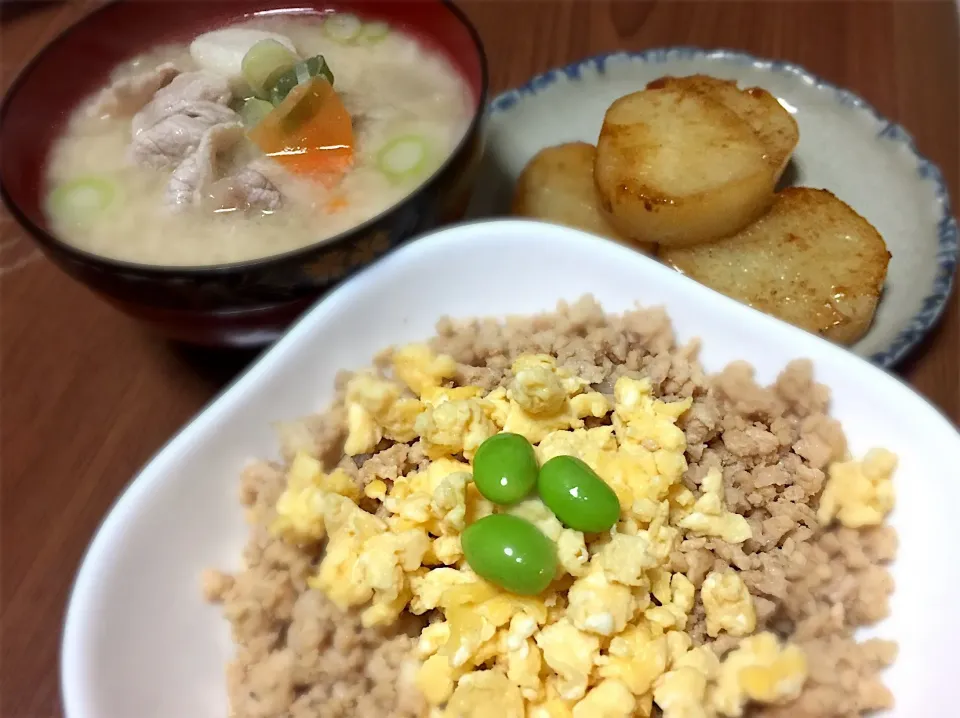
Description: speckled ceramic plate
xmin=465 ymin=48 xmax=958 ymax=368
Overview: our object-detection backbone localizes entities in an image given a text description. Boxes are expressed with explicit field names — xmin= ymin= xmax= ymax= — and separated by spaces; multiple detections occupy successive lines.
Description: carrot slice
xmin=248 ymin=77 xmax=354 ymax=184
xmin=325 ymin=194 xmax=349 ymax=213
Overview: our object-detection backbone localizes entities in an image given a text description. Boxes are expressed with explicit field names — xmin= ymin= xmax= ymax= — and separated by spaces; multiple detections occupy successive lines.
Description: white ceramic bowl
xmin=62 ymin=219 xmax=960 ymax=718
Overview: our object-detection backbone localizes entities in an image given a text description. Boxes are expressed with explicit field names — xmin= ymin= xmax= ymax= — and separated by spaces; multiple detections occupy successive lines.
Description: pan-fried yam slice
xmin=659 ymin=188 xmax=891 ymax=345
xmin=646 ymin=74 xmax=799 ymax=178
xmin=594 ymin=85 xmax=777 ymax=247
xmin=511 ymin=142 xmax=653 ymax=252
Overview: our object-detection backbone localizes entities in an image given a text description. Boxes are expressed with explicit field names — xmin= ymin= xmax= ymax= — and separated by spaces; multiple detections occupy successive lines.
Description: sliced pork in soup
xmin=45 ymin=13 xmax=473 ymax=266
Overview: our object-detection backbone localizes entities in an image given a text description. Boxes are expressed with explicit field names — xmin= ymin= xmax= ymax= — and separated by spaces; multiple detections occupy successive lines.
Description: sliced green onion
xmin=323 ymin=13 xmax=362 ymax=43
xmin=357 ymin=21 xmax=390 ymax=45
xmin=295 ymin=61 xmax=312 ymax=86
xmin=268 ymin=55 xmax=335 ymax=106
xmin=377 ymin=135 xmax=431 ymax=182
xmin=47 ymin=176 xmax=116 ymax=226
xmin=241 ymin=39 xmax=299 ymax=96
xmin=239 ymin=97 xmax=274 ymax=128
xmin=277 ymin=80 xmax=325 ymax=135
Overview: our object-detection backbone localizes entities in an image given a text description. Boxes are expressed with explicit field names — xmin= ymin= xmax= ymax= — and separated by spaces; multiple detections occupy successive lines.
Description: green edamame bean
xmin=472 ymin=433 xmax=538 ymax=505
xmin=537 ymin=455 xmax=620 ymax=532
xmin=461 ymin=514 xmax=556 ymax=595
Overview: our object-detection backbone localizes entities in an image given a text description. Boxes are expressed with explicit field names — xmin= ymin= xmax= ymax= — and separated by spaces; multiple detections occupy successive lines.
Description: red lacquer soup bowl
xmin=0 ymin=0 xmax=488 ymax=347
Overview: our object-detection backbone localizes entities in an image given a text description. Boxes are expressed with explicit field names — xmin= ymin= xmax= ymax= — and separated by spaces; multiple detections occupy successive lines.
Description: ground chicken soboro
xmin=205 ymin=296 xmax=897 ymax=718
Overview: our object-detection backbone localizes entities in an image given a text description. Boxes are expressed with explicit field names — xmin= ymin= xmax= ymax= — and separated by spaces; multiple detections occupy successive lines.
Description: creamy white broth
xmin=45 ymin=14 xmax=472 ymax=266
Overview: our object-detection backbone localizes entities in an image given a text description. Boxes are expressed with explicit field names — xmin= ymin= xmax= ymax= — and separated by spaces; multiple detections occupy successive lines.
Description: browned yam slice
xmin=646 ymin=74 xmax=799 ymax=179
xmin=511 ymin=141 xmax=654 ymax=252
xmin=594 ymin=85 xmax=777 ymax=247
xmin=659 ymin=187 xmax=891 ymax=345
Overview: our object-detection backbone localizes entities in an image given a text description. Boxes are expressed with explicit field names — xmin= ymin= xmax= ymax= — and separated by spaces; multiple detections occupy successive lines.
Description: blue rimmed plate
xmin=465 ymin=48 xmax=958 ymax=368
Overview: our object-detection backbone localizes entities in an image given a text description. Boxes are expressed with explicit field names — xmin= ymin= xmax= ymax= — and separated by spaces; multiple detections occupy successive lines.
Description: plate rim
xmin=483 ymin=46 xmax=959 ymax=370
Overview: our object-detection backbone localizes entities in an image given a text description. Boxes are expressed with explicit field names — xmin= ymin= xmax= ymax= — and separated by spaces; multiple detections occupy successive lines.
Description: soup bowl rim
xmin=0 ymin=0 xmax=489 ymax=277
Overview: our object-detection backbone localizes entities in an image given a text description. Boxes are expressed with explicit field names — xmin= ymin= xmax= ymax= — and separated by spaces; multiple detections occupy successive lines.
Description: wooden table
xmin=1 ymin=1 xmax=957 ymax=715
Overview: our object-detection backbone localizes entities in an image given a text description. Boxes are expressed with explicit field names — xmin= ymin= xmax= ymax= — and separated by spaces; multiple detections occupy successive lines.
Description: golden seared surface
xmin=660 ymin=188 xmax=891 ymax=345
xmin=644 ymin=74 xmax=799 ymax=179
xmin=511 ymin=142 xmax=653 ymax=252
xmin=594 ymin=85 xmax=777 ymax=247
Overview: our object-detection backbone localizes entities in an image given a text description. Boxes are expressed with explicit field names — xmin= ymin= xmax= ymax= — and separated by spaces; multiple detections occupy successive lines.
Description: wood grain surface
xmin=1 ymin=1 xmax=958 ymax=715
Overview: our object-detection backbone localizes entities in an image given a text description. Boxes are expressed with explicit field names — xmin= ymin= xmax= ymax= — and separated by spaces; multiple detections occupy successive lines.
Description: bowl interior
xmin=0 ymin=0 xmax=485 ymax=241
xmin=62 ymin=219 xmax=960 ymax=718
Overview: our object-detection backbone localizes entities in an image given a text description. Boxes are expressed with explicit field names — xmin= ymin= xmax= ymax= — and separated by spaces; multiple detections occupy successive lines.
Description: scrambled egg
xmin=700 ymin=571 xmax=757 ymax=638
xmin=712 ymin=633 xmax=808 ymax=716
xmin=678 ymin=467 xmax=752 ymax=543
xmin=572 ymin=679 xmax=636 ymax=718
xmin=343 ymin=372 xmax=424 ymax=455
xmin=490 ymin=355 xmax=611 ymax=444
xmin=416 ymin=398 xmax=497 ymax=460
xmin=272 ymin=453 xmax=359 ymax=543
xmin=817 ymin=448 xmax=897 ymax=528
xmin=393 ymin=344 xmax=458 ymax=397
xmin=270 ymin=344 xmax=896 ymax=718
